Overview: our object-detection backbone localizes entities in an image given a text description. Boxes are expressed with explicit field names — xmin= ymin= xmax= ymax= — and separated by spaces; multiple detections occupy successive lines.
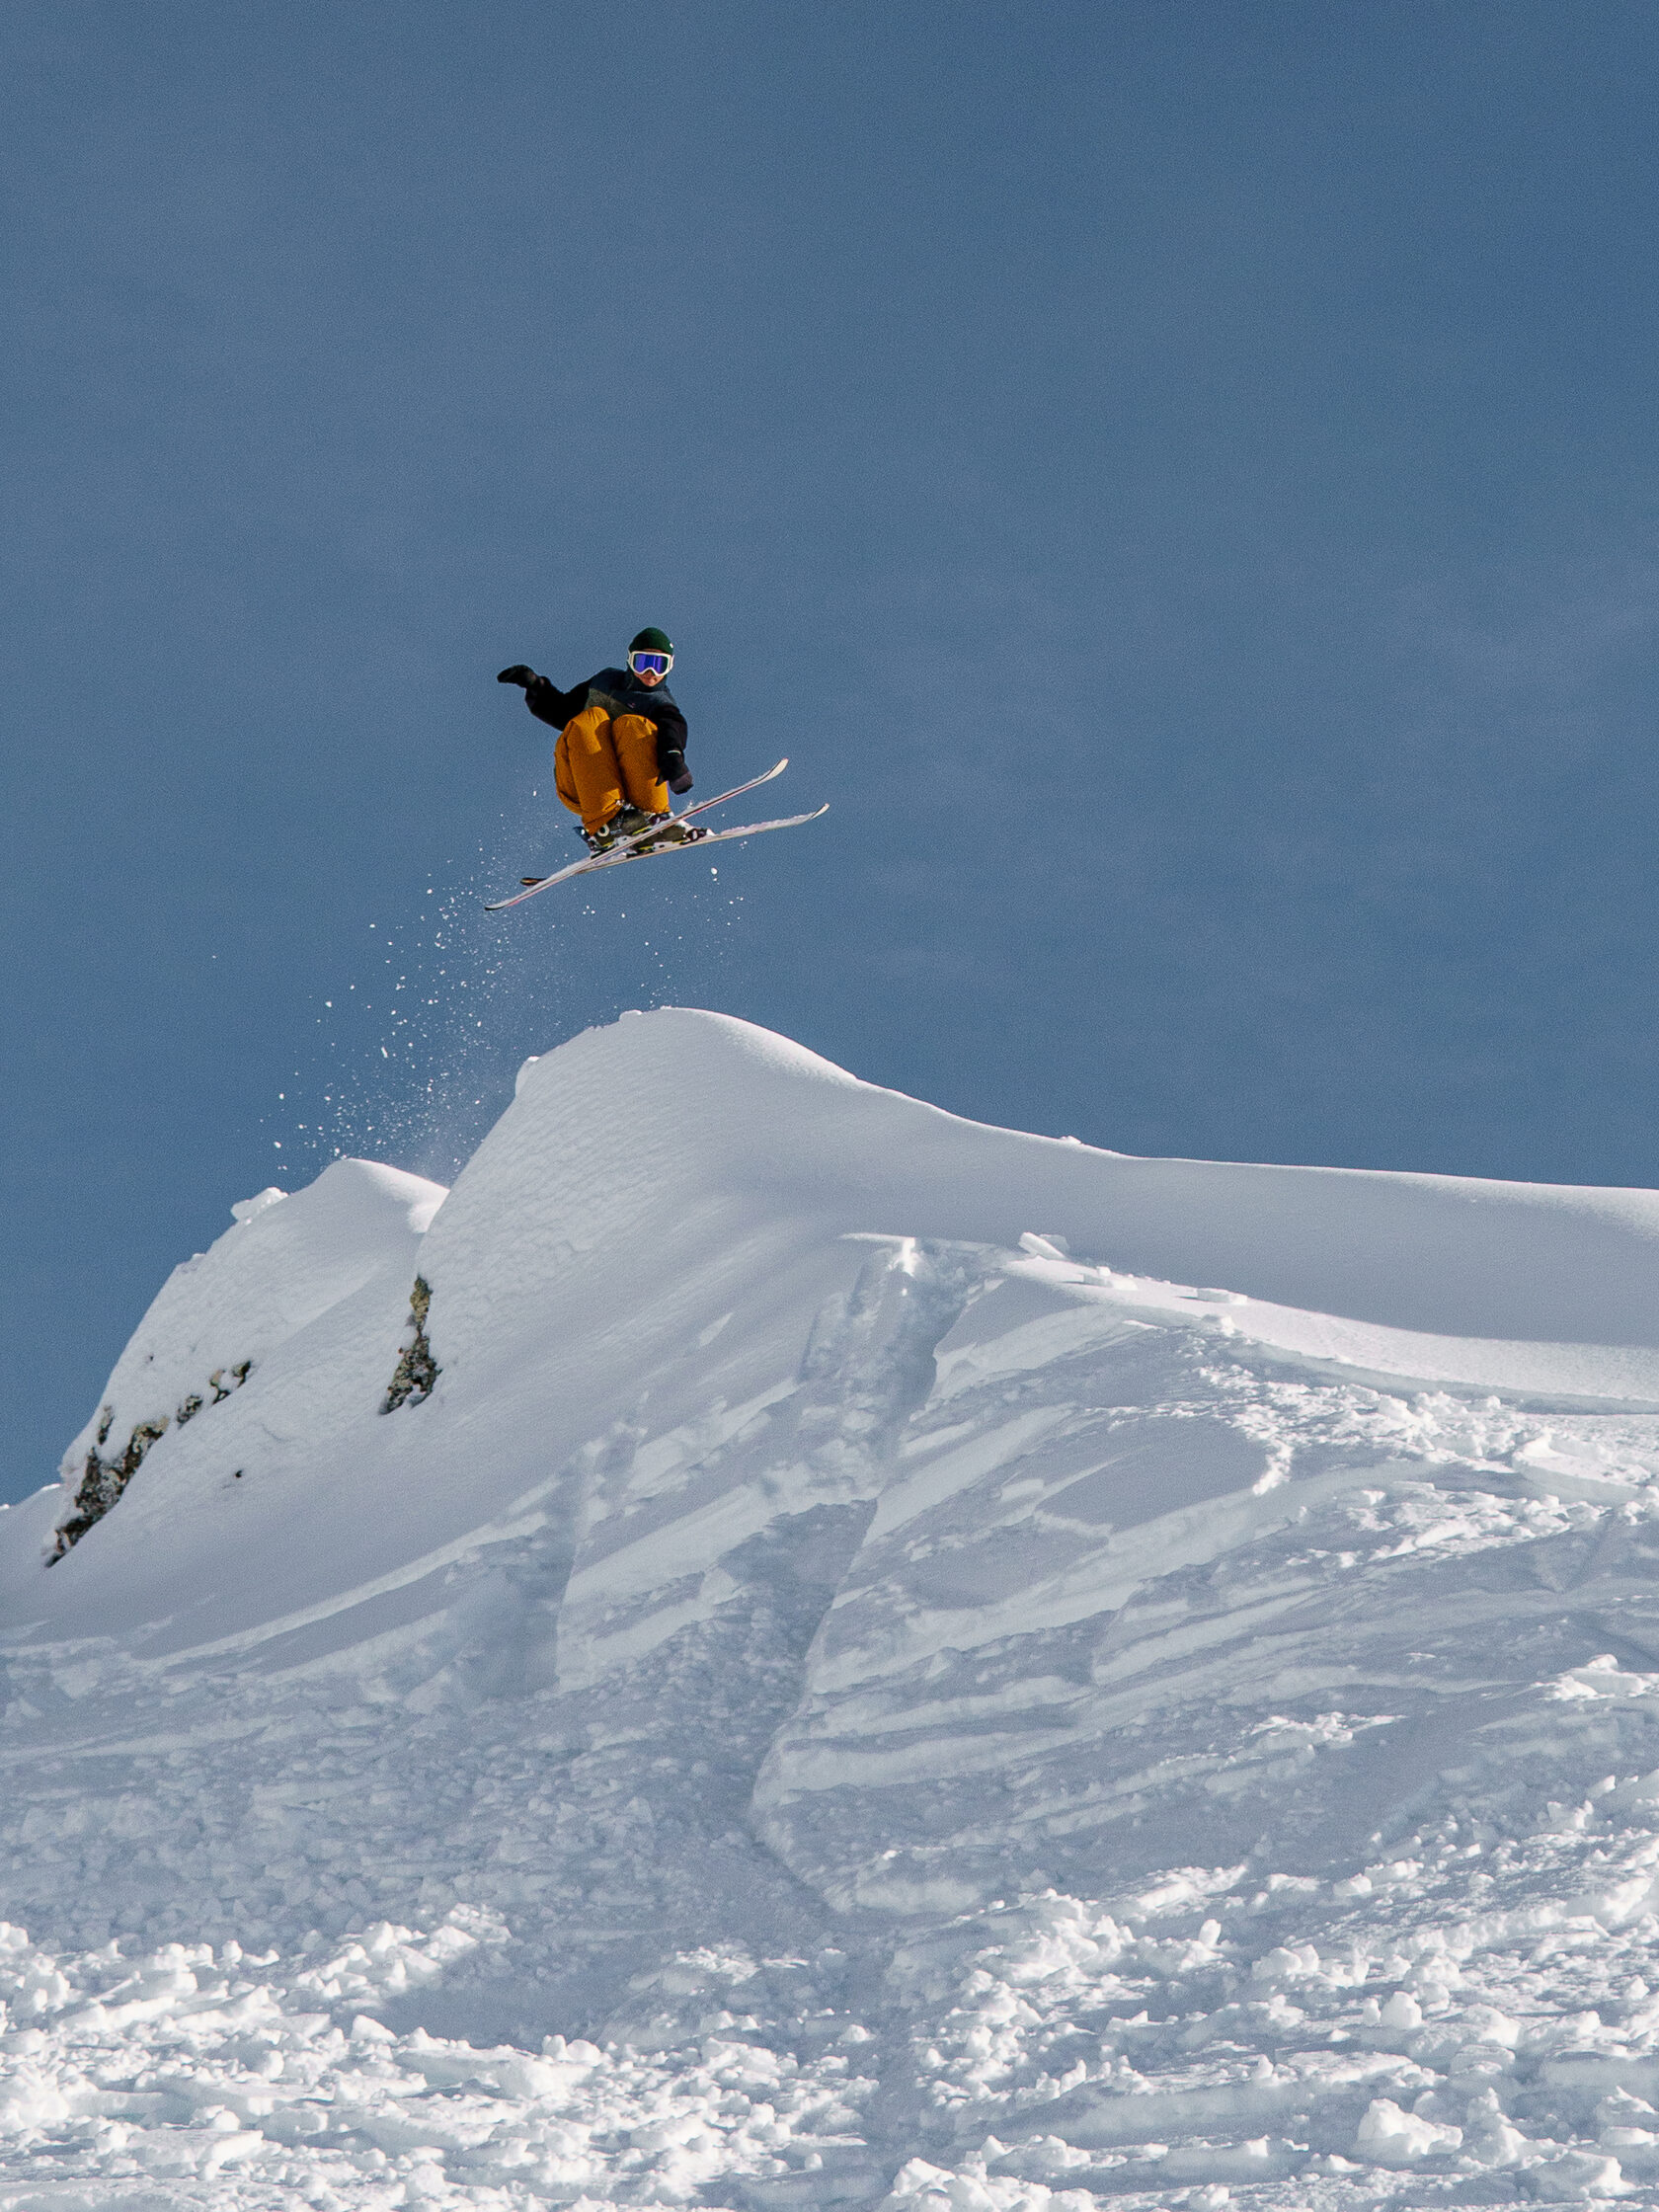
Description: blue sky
xmin=5 ymin=0 xmax=1659 ymax=1505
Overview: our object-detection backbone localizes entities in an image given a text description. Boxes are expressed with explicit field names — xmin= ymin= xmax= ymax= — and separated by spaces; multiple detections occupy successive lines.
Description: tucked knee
xmin=566 ymin=708 xmax=607 ymax=753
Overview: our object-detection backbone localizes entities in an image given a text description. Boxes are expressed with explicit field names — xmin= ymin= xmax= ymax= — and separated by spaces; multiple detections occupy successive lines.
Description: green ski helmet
xmin=629 ymin=626 xmax=673 ymax=656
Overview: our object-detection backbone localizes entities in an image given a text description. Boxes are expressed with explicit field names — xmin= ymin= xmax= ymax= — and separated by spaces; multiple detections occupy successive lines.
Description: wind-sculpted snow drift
xmin=7 ymin=1011 xmax=1659 ymax=2206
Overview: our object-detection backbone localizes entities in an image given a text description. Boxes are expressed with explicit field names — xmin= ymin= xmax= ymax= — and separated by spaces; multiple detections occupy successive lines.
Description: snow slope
xmin=7 ymin=1007 xmax=1659 ymax=2207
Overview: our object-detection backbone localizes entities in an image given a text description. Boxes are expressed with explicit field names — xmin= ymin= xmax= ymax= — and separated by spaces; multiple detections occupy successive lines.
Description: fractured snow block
xmin=1354 ymin=2096 xmax=1462 ymax=2164
xmin=1520 ymin=2148 xmax=1631 ymax=2201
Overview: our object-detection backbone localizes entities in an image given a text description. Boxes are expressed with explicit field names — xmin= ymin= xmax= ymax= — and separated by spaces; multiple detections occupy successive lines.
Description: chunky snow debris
xmin=9 ymin=1009 xmax=1659 ymax=2205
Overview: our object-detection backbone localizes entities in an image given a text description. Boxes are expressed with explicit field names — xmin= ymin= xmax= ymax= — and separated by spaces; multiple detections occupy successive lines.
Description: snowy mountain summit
xmin=8 ymin=1009 xmax=1659 ymax=2208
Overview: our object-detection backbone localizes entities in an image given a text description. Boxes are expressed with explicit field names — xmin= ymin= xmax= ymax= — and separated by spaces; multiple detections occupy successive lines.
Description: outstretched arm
xmin=498 ymin=666 xmax=586 ymax=731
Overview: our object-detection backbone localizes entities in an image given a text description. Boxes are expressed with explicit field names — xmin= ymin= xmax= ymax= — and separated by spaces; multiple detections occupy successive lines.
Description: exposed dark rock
xmin=381 ymin=1275 xmax=439 ymax=1413
xmin=208 ymin=1360 xmax=251 ymax=1403
xmin=51 ymin=1415 xmax=170 ymax=1562
xmin=49 ymin=1362 xmax=255 ymax=1562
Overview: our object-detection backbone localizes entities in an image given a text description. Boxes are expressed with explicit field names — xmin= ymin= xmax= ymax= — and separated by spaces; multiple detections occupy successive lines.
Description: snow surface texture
xmin=7 ymin=1009 xmax=1659 ymax=2206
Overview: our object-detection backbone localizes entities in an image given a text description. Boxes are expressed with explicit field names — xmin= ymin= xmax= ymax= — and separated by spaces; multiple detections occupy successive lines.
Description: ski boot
xmin=584 ymin=807 xmax=707 ymax=857
xmin=640 ymin=814 xmax=708 ymax=847
xmin=582 ymin=805 xmax=655 ymax=857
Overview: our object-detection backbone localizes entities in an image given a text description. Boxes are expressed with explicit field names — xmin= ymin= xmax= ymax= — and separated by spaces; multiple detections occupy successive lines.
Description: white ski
xmin=557 ymin=805 xmax=830 ymax=885
xmin=486 ymin=759 xmax=792 ymax=911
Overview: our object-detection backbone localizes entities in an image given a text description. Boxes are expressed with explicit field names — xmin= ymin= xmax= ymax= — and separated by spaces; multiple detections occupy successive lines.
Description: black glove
xmin=497 ymin=665 xmax=536 ymax=687
xmin=662 ymin=750 xmax=693 ymax=795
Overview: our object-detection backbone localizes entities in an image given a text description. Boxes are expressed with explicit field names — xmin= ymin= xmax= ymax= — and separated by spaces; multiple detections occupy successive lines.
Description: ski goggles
xmin=628 ymin=650 xmax=673 ymax=675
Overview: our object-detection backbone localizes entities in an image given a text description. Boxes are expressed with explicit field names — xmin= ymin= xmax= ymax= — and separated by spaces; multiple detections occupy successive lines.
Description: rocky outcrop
xmin=380 ymin=1276 xmax=438 ymax=1413
xmin=49 ymin=1364 xmax=253 ymax=1561
xmin=175 ymin=1362 xmax=253 ymax=1429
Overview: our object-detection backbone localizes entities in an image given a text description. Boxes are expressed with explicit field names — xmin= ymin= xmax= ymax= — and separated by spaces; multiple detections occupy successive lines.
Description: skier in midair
xmin=498 ymin=628 xmax=695 ymax=854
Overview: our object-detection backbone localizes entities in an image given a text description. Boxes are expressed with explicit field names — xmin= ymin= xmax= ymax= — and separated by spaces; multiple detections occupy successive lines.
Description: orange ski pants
xmin=554 ymin=703 xmax=669 ymax=831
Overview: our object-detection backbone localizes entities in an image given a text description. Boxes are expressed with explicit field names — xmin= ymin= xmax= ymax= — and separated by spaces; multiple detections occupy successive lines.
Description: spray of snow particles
xmin=263 ymin=803 xmax=748 ymax=1186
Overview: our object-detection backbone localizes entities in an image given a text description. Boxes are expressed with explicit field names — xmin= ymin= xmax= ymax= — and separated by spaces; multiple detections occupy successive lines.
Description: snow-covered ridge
xmin=8 ymin=1007 xmax=1659 ymax=2206
xmin=23 ymin=1004 xmax=1659 ymax=1636
xmin=46 ymin=1160 xmax=443 ymax=1557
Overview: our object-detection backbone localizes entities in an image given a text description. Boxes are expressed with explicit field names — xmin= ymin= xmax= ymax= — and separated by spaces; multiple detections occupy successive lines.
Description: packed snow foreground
xmin=10 ymin=1013 xmax=1659 ymax=2209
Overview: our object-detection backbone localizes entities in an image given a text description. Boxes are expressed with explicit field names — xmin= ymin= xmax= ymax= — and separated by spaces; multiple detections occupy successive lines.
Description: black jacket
xmin=524 ymin=666 xmax=689 ymax=786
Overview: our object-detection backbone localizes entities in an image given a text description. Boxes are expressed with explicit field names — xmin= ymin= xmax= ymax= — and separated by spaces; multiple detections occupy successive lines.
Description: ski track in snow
xmin=8 ymin=1011 xmax=1659 ymax=2207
